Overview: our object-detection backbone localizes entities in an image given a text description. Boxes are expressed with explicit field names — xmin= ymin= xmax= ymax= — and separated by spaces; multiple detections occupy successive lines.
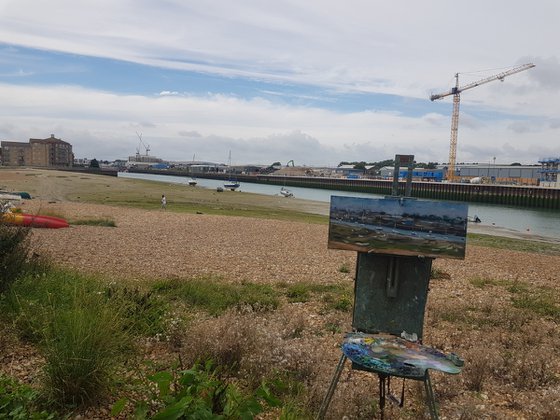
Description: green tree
xmin=89 ymin=158 xmax=99 ymax=168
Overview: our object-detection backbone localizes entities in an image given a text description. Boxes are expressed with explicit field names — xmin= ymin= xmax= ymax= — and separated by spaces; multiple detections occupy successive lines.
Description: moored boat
xmin=224 ymin=180 xmax=240 ymax=190
xmin=280 ymin=187 xmax=294 ymax=197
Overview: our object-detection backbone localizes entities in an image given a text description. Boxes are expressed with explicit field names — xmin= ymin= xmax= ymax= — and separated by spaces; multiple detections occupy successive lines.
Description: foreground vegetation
xmin=1 ymin=169 xmax=559 ymax=419
xmin=0 ymin=222 xmax=355 ymax=418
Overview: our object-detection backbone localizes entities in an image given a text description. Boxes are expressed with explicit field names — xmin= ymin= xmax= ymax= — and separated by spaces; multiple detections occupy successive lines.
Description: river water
xmin=119 ymin=172 xmax=560 ymax=240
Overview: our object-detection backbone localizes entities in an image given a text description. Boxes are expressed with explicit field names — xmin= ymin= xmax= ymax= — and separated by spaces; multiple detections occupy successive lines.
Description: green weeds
xmin=72 ymin=217 xmax=116 ymax=227
xmin=468 ymin=277 xmax=559 ymax=321
xmin=338 ymin=263 xmax=351 ymax=273
xmin=510 ymin=286 xmax=559 ymax=321
xmin=467 ymin=233 xmax=560 ymax=256
xmin=154 ymin=277 xmax=280 ymax=315
xmin=113 ymin=362 xmax=281 ymax=418
xmin=0 ymin=374 xmax=57 ymax=419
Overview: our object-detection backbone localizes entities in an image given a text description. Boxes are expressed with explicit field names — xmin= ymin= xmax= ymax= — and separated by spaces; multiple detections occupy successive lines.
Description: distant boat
xmin=224 ymin=150 xmax=240 ymax=190
xmin=280 ymin=187 xmax=294 ymax=197
xmin=188 ymin=178 xmax=197 ymax=186
xmin=224 ymin=180 xmax=240 ymax=190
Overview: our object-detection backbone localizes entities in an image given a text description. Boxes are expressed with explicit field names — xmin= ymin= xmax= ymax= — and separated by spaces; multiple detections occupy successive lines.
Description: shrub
xmin=0 ymin=224 xmax=31 ymax=293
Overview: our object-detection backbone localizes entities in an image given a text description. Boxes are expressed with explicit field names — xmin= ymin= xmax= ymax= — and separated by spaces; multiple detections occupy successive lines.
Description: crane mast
xmin=430 ymin=63 xmax=535 ymax=182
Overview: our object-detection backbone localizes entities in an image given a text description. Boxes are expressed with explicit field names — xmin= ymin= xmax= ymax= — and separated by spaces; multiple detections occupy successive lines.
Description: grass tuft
xmin=154 ymin=277 xmax=280 ymax=315
xmin=72 ymin=217 xmax=116 ymax=227
xmin=7 ymin=270 xmax=136 ymax=406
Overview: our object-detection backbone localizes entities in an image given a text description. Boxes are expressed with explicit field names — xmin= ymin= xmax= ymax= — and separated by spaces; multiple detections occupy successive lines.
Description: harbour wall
xmin=128 ymin=169 xmax=560 ymax=210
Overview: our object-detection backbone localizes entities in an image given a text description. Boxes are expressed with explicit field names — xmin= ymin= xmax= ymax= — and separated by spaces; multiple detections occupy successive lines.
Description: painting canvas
xmin=328 ymin=196 xmax=468 ymax=259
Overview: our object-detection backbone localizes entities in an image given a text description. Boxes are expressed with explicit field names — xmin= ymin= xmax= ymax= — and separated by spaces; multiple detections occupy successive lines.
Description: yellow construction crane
xmin=430 ymin=63 xmax=535 ymax=181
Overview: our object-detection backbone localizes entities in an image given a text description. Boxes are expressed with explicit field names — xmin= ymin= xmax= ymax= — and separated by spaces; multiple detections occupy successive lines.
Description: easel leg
xmin=316 ymin=354 xmax=347 ymax=420
xmin=379 ymin=374 xmax=386 ymax=420
xmin=423 ymin=371 xmax=438 ymax=420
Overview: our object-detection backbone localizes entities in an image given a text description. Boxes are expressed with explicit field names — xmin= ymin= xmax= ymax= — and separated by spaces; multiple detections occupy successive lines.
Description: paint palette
xmin=342 ymin=333 xmax=463 ymax=378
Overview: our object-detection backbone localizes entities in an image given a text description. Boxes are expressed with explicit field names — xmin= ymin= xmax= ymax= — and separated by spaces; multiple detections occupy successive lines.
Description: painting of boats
xmin=328 ymin=196 xmax=468 ymax=259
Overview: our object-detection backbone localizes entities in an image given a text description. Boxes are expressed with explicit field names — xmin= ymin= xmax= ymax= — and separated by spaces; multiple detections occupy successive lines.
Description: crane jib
xmin=429 ymin=63 xmax=535 ymax=182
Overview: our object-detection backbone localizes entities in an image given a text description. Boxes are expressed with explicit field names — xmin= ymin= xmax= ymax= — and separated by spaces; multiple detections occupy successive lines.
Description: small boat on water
xmin=224 ymin=180 xmax=240 ymax=191
xmin=280 ymin=187 xmax=294 ymax=197
xmin=188 ymin=178 xmax=197 ymax=186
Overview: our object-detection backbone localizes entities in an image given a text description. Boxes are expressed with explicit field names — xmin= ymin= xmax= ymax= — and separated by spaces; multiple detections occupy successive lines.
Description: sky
xmin=0 ymin=0 xmax=559 ymax=166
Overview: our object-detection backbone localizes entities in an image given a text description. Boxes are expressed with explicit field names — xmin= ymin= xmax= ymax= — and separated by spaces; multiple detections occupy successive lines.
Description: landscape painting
xmin=328 ymin=196 xmax=468 ymax=259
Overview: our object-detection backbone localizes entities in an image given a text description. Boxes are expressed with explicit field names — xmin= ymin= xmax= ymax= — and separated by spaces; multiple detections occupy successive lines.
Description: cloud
xmin=1 ymin=81 xmax=555 ymax=165
xmin=159 ymin=91 xmax=179 ymax=96
xmin=0 ymin=1 xmax=558 ymax=165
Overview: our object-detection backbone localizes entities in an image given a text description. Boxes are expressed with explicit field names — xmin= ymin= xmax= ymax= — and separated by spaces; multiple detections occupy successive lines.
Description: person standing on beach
xmin=161 ymin=194 xmax=167 ymax=209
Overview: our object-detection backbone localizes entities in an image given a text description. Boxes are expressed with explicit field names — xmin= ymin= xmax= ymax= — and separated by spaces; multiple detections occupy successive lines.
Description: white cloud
xmin=1 ymin=82 xmax=554 ymax=165
xmin=0 ymin=1 xmax=558 ymax=165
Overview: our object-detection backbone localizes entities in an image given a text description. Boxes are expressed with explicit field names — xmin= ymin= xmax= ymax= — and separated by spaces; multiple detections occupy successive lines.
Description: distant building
xmin=126 ymin=153 xmax=164 ymax=169
xmin=335 ymin=165 xmax=365 ymax=178
xmin=445 ymin=163 xmax=540 ymax=185
xmin=539 ymin=157 xmax=560 ymax=188
xmin=1 ymin=134 xmax=73 ymax=167
xmin=379 ymin=166 xmax=444 ymax=182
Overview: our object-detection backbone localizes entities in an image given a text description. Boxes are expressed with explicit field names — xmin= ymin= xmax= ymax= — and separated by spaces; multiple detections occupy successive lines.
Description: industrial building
xmin=0 ymin=134 xmax=73 ymax=167
xmin=539 ymin=157 xmax=560 ymax=188
xmin=449 ymin=163 xmax=540 ymax=185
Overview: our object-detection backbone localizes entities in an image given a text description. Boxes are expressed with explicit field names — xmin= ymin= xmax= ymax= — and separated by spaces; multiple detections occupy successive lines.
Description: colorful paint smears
xmin=342 ymin=333 xmax=463 ymax=378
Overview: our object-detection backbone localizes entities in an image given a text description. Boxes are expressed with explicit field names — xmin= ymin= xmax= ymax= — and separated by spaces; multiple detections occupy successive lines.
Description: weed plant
xmin=71 ymin=217 xmax=116 ymax=227
xmin=103 ymin=284 xmax=168 ymax=336
xmin=113 ymin=361 xmax=281 ymax=418
xmin=154 ymin=277 xmax=280 ymax=315
xmin=338 ymin=263 xmax=350 ymax=273
xmin=0 ymin=374 xmax=57 ymax=419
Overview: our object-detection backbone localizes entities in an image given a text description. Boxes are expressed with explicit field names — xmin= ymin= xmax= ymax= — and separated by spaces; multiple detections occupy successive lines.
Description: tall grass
xmin=7 ymin=270 xmax=136 ymax=406
xmin=41 ymin=286 xmax=131 ymax=405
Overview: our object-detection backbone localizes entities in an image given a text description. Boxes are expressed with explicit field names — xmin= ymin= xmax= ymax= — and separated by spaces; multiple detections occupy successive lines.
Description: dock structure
xmin=539 ymin=157 xmax=560 ymax=189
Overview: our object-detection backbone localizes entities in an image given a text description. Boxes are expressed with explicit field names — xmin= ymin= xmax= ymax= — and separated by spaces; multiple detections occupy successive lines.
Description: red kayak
xmin=1 ymin=213 xmax=69 ymax=229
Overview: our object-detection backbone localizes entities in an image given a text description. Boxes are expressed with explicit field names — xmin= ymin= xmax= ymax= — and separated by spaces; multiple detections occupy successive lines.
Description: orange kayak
xmin=1 ymin=213 xmax=69 ymax=229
